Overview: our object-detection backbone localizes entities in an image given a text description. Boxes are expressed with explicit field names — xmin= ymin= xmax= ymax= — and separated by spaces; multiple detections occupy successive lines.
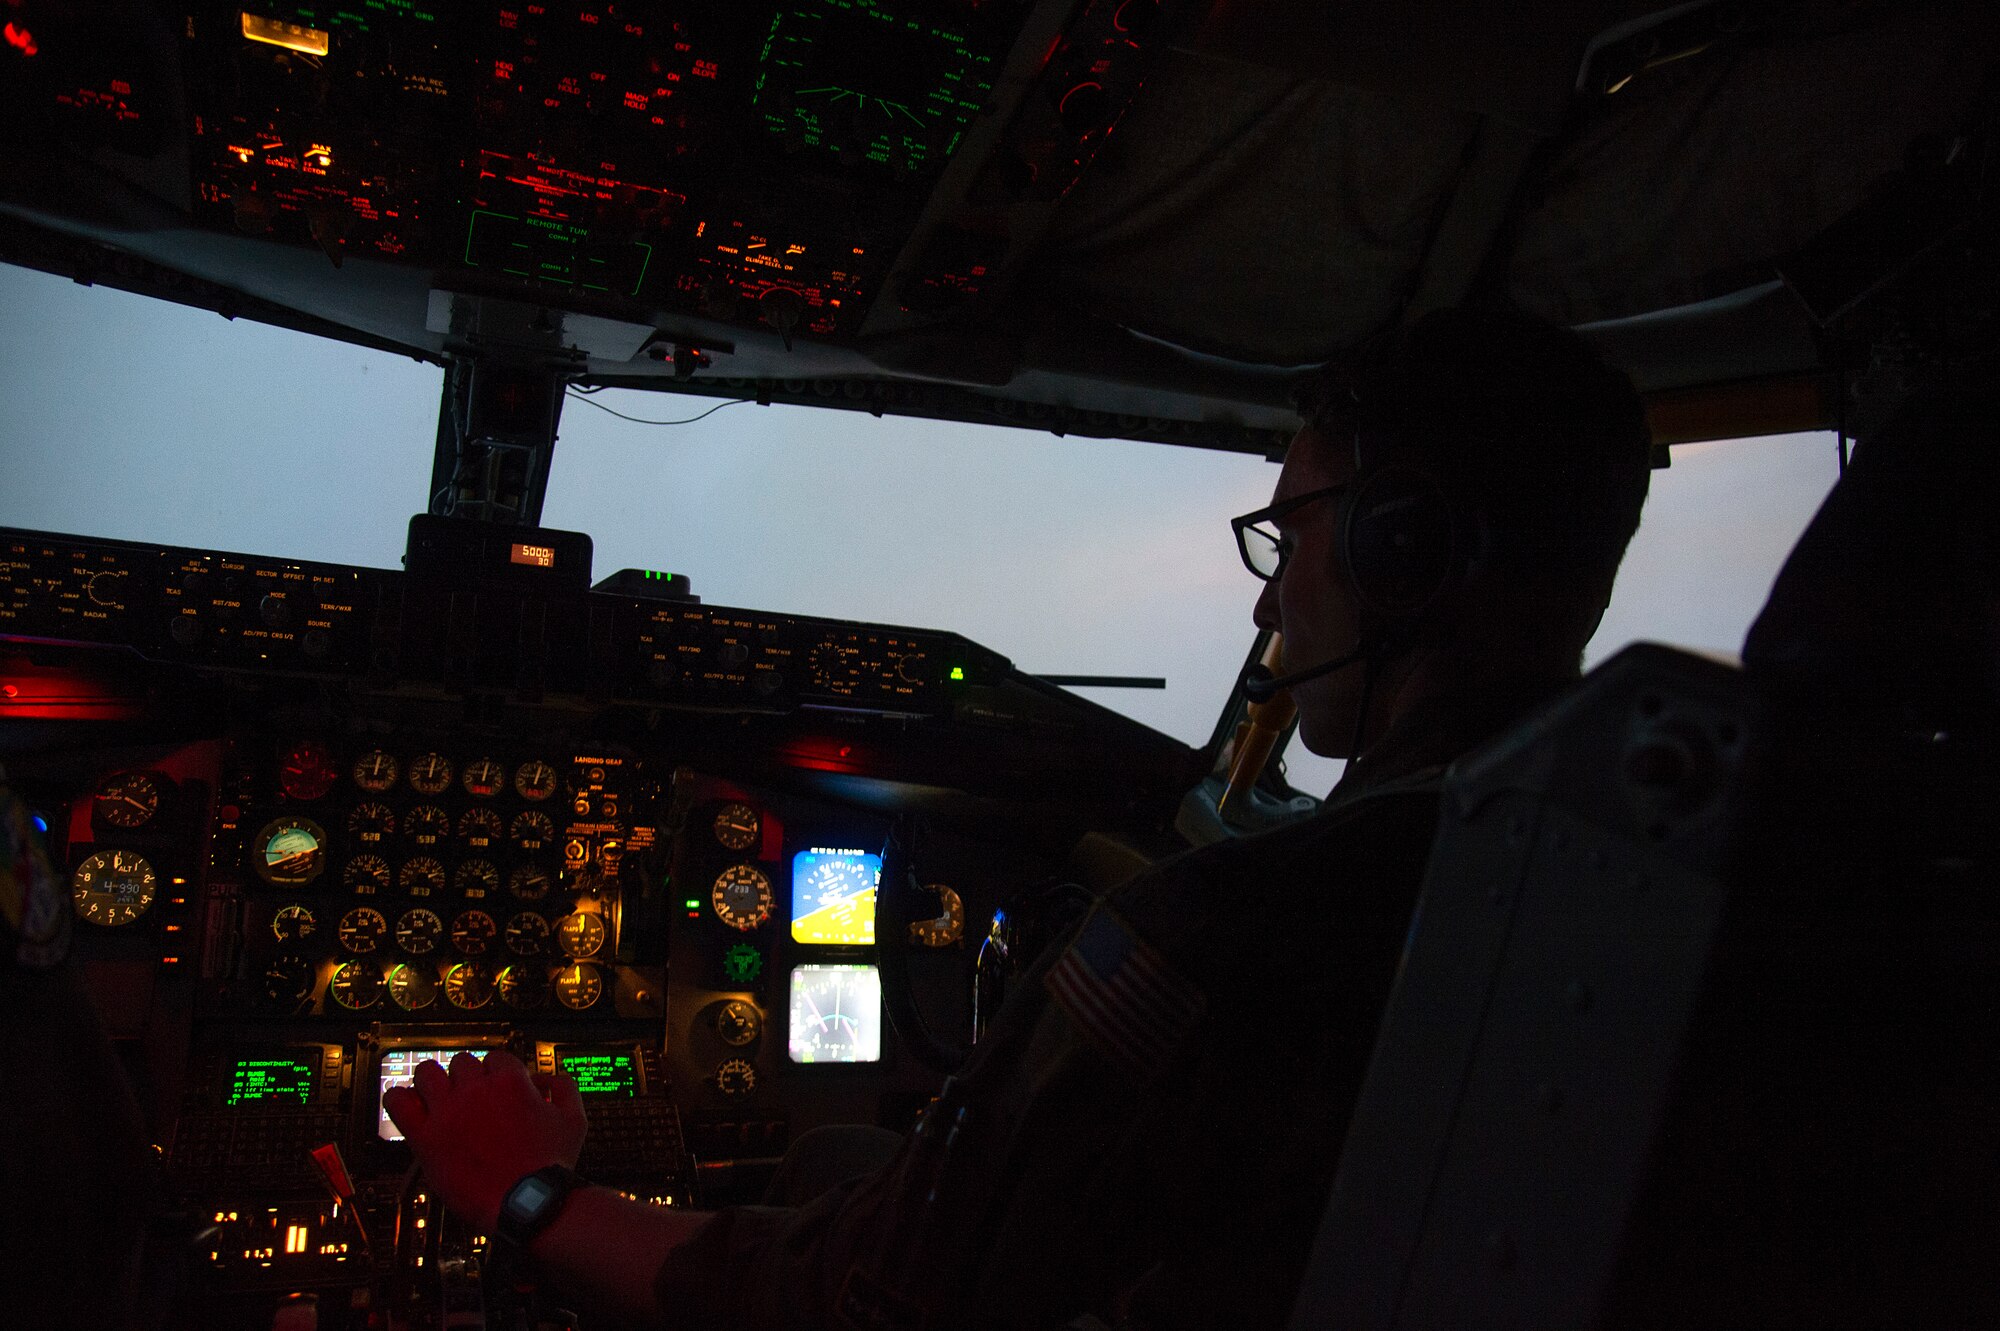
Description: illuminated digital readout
xmin=790 ymin=848 xmax=879 ymax=944
xmin=558 ymin=1050 xmax=638 ymax=1097
xmin=228 ymin=1056 xmax=315 ymax=1106
xmin=376 ymin=1047 xmax=488 ymax=1141
xmin=510 ymin=542 xmax=557 ymax=569
xmin=787 ymin=964 xmax=882 ymax=1063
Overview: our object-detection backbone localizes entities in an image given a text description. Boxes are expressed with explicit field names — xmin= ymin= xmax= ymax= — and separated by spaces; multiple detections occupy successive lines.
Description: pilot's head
xmin=1251 ymin=305 xmax=1651 ymax=758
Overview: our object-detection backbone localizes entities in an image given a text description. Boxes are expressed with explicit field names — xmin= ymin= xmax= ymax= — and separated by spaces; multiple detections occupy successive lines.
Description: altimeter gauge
xmin=71 ymin=849 xmax=158 ymax=926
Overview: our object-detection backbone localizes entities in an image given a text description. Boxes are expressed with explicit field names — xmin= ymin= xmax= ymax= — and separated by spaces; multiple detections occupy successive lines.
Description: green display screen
xmin=558 ymin=1050 xmax=638 ymax=1097
xmin=228 ymin=1055 xmax=314 ymax=1105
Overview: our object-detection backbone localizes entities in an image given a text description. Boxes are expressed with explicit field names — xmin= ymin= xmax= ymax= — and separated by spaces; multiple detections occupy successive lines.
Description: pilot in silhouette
xmin=385 ymin=305 xmax=1653 ymax=1330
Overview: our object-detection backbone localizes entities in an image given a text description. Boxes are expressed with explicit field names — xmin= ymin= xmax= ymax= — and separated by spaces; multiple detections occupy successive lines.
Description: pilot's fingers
xmin=542 ymin=1072 xmax=584 ymax=1120
xmin=480 ymin=1048 xmax=530 ymax=1083
xmin=413 ymin=1058 xmax=451 ymax=1106
xmin=447 ymin=1050 xmax=487 ymax=1085
xmin=382 ymin=1085 xmax=428 ymax=1141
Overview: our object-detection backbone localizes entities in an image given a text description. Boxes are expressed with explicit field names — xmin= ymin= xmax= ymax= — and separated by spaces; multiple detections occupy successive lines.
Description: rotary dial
xmin=394 ymin=907 xmax=443 ymax=955
xmin=263 ymin=955 xmax=315 ymax=1008
xmin=508 ymin=863 xmax=554 ymax=901
xmin=717 ymin=999 xmax=762 ymax=1047
xmin=407 ymin=753 xmax=453 ymax=795
xmin=445 ymin=962 xmax=496 ymax=1010
xmin=511 ymin=810 xmax=556 ymax=853
xmin=405 ymin=805 xmax=449 ymax=845
xmin=344 ymin=853 xmax=391 ymax=894
xmin=711 ymin=864 xmax=773 ymax=932
xmin=459 ymin=807 xmax=504 ymax=848
xmin=451 ymin=909 xmax=497 ymax=956
xmin=388 ymin=962 xmax=438 ymax=1011
xmin=95 ymin=772 xmax=161 ymax=829
xmin=399 ymin=856 xmax=446 ymax=897
xmin=513 ymin=759 xmax=558 ymax=802
xmin=352 ymin=749 xmax=399 ymax=793
xmin=329 ymin=960 xmax=383 ymax=1010
xmin=337 ymin=906 xmax=387 ymax=954
xmin=347 ymin=801 xmax=395 ymax=843
xmin=713 ymin=803 xmax=760 ymax=851
xmin=271 ymin=904 xmax=317 ymax=943
xmin=505 ymin=912 xmax=550 ymax=956
xmin=715 ymin=1058 xmax=757 ymax=1098
xmin=462 ymin=757 xmax=505 ymax=798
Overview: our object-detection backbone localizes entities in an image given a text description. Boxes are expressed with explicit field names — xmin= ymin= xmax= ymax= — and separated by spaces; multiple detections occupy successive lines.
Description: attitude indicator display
xmin=790 ymin=847 xmax=879 ymax=944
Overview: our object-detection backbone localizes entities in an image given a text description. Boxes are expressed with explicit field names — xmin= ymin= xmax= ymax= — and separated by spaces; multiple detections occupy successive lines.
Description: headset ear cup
xmin=1340 ymin=465 xmax=1460 ymax=617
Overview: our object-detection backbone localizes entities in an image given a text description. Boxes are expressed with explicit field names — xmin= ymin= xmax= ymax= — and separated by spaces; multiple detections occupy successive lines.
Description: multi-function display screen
xmin=557 ymin=1048 xmax=639 ymax=1097
xmin=376 ymin=1047 xmax=489 ymax=1141
xmin=790 ymin=848 xmax=880 ymax=945
xmin=228 ymin=1055 xmax=315 ymax=1106
xmin=787 ymin=964 xmax=883 ymax=1064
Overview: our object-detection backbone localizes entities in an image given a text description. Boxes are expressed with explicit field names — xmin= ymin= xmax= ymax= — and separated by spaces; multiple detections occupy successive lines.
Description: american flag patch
xmin=1044 ymin=908 xmax=1204 ymax=1077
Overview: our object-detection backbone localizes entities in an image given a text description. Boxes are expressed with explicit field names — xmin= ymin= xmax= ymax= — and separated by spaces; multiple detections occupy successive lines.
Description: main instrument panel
xmin=1 ymin=519 xmax=1188 ymax=1328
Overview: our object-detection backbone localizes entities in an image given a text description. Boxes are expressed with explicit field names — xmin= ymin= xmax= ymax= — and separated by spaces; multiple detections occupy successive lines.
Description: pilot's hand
xmin=383 ymin=1050 xmax=586 ymax=1233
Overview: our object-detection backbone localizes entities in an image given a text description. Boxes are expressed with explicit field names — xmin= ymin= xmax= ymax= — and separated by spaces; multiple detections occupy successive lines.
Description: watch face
xmin=506 ymin=1173 xmax=558 ymax=1222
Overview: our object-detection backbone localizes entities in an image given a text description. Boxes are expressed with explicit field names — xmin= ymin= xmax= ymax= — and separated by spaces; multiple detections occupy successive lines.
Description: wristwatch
xmin=490 ymin=1164 xmax=584 ymax=1268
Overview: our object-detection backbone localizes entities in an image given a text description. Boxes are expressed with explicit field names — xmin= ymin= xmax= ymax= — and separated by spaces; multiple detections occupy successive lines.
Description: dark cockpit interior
xmin=4 ymin=1 xmax=1999 ymax=1327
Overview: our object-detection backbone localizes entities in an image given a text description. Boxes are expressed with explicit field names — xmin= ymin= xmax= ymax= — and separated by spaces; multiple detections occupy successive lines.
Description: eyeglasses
xmin=1230 ymin=483 xmax=1349 ymax=582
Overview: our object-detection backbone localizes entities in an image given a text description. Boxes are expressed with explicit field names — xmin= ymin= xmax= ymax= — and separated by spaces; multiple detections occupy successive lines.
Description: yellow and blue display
xmin=789 ymin=847 xmax=879 ymax=945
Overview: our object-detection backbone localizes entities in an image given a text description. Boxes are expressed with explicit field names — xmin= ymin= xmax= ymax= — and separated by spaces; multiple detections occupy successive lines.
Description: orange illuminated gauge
xmin=513 ymin=759 xmax=558 ymax=802
xmin=459 ymin=807 xmax=504 ymax=848
xmin=717 ymin=999 xmax=761 ymax=1047
xmin=398 ymin=856 xmax=445 ymax=897
xmin=456 ymin=859 xmax=501 ymax=898
xmin=70 ymin=849 xmax=158 ymax=927
xmin=555 ymin=911 xmax=606 ymax=959
xmin=344 ymin=854 xmax=391 ymax=894
xmin=407 ymin=753 xmax=453 ymax=795
xmin=329 ymin=960 xmax=383 ymax=1010
xmin=279 ymin=740 xmax=339 ymax=801
xmin=715 ymin=1058 xmax=757 ymax=1098
xmin=910 ymin=884 xmax=966 ymax=948
xmin=252 ymin=816 xmax=327 ymax=886
xmin=511 ymin=810 xmax=555 ymax=853
xmin=387 ymin=962 xmax=438 ymax=1011
xmin=353 ymin=749 xmax=398 ymax=793
xmin=497 ymin=964 xmax=549 ymax=1010
xmin=446 ymin=962 xmax=497 ymax=1010
xmin=451 ymin=909 xmax=497 ymax=956
xmin=347 ymin=801 xmax=395 ymax=843
xmin=394 ymin=908 xmax=443 ymax=955
xmin=462 ymin=758 xmax=505 ymax=798
xmin=405 ymin=804 xmax=449 ymax=845
xmin=713 ymin=803 xmax=760 ymax=851
xmin=507 ymin=863 xmax=553 ymax=901
xmin=263 ymin=955 xmax=315 ymax=1008
xmin=711 ymin=865 xmax=773 ymax=932
xmin=337 ymin=906 xmax=387 ymax=954
xmin=505 ymin=912 xmax=550 ymax=956
xmin=553 ymin=962 xmax=602 ymax=1011
xmin=271 ymin=904 xmax=317 ymax=943
xmin=95 ymin=771 xmax=161 ymax=829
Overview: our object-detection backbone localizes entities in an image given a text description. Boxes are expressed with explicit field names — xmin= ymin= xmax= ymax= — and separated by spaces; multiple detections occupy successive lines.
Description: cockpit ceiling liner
xmin=1032 ymin=0 xmax=2000 ymax=367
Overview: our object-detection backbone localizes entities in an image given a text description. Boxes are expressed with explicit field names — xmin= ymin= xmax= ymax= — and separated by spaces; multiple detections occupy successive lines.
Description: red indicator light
xmin=4 ymin=21 xmax=37 ymax=56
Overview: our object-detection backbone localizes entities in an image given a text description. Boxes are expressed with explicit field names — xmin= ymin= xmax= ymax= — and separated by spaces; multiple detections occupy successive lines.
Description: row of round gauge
xmin=280 ymin=902 xmax=605 ymax=960
xmin=266 ymin=956 xmax=607 ymax=1012
xmin=279 ymin=746 xmax=566 ymax=804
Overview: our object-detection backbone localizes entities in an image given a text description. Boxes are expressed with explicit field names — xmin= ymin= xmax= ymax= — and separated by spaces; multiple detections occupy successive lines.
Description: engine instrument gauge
xmin=252 ymin=816 xmax=327 ymax=886
xmin=514 ymin=760 xmax=558 ymax=802
xmin=279 ymin=740 xmax=339 ymax=801
xmin=553 ymin=962 xmax=603 ymax=1011
xmin=399 ymin=856 xmax=445 ymax=897
xmin=455 ymin=859 xmax=501 ymax=898
xmin=407 ymin=753 xmax=453 ymax=795
xmin=394 ymin=907 xmax=443 ymax=955
xmin=462 ymin=758 xmax=505 ymax=798
xmin=511 ymin=810 xmax=556 ymax=853
xmin=337 ymin=906 xmax=387 ymax=954
xmin=445 ymin=962 xmax=496 ymax=1009
xmin=95 ymin=772 xmax=161 ymax=829
xmin=717 ymin=999 xmax=762 ymax=1047
xmin=459 ymin=807 xmax=504 ymax=849
xmin=451 ymin=909 xmax=497 ymax=955
xmin=505 ymin=912 xmax=550 ymax=956
xmin=712 ymin=865 xmax=774 ymax=932
xmin=353 ymin=749 xmax=399 ymax=792
xmin=713 ymin=803 xmax=760 ymax=851
xmin=498 ymin=964 xmax=548 ymax=1010
xmin=405 ymin=805 xmax=449 ymax=845
xmin=329 ymin=960 xmax=383 ymax=1010
xmin=344 ymin=854 xmax=392 ymax=894
xmin=507 ymin=863 xmax=553 ymax=901
xmin=910 ymin=884 xmax=965 ymax=948
xmin=347 ymin=802 xmax=395 ymax=843
xmin=70 ymin=849 xmax=158 ymax=926
xmin=555 ymin=911 xmax=606 ymax=959
xmin=263 ymin=955 xmax=315 ymax=1008
xmin=271 ymin=904 xmax=318 ymax=943
xmin=715 ymin=1058 xmax=757 ymax=1098
xmin=387 ymin=962 xmax=438 ymax=1011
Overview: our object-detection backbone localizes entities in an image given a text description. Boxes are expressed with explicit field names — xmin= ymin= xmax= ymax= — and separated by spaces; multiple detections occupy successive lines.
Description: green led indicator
xmin=684 ymin=899 xmax=700 ymax=910
xmin=949 ymin=666 xmax=965 ymax=681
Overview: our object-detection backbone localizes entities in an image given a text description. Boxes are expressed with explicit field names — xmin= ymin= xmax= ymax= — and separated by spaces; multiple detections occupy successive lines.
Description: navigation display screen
xmin=228 ymin=1054 xmax=315 ymax=1106
xmin=376 ymin=1047 xmax=488 ymax=1141
xmin=787 ymin=964 xmax=883 ymax=1064
xmin=557 ymin=1048 xmax=639 ymax=1097
xmin=790 ymin=848 xmax=880 ymax=945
